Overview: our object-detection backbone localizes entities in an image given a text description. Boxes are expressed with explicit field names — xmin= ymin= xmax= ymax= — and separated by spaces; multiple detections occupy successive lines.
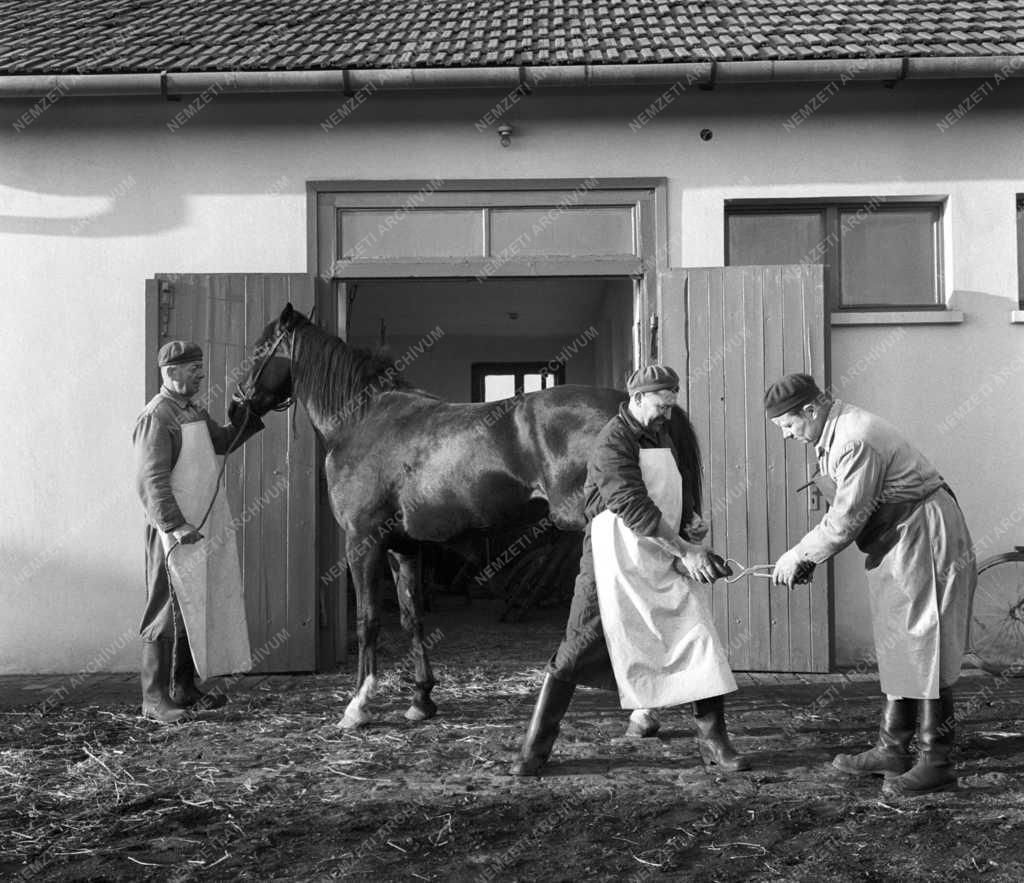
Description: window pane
xmin=483 ymin=375 xmax=515 ymax=401
xmin=543 ymin=372 xmax=557 ymax=389
xmin=522 ymin=374 xmax=542 ymax=393
xmin=840 ymin=209 xmax=937 ymax=307
xmin=727 ymin=212 xmax=826 ymax=266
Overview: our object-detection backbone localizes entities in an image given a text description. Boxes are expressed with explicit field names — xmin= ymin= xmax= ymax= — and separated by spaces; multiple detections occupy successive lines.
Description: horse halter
xmin=236 ymin=324 xmax=297 ymax=414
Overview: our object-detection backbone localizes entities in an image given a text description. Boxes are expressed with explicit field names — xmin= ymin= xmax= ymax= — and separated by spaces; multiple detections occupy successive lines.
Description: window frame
xmin=1016 ymin=195 xmax=1024 ymax=309
xmin=725 ymin=197 xmax=946 ymax=313
xmin=470 ymin=361 xmax=567 ymax=403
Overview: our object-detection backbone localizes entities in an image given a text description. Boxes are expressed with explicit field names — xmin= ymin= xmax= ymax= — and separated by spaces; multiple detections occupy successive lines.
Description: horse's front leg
xmin=339 ymin=530 xmax=384 ymax=730
xmin=387 ymin=548 xmax=438 ymax=722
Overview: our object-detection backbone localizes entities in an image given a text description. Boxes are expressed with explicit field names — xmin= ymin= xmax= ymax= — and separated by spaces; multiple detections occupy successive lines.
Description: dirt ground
xmin=3 ymin=598 xmax=1024 ymax=883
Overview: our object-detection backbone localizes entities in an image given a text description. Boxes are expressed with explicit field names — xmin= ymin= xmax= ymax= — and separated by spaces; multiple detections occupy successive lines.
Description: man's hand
xmin=172 ymin=523 xmax=203 ymax=545
xmin=675 ymin=547 xmax=732 ymax=584
xmin=772 ymin=549 xmax=815 ymax=588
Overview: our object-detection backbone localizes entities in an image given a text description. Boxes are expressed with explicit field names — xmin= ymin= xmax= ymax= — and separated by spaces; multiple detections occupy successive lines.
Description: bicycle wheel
xmin=968 ymin=549 xmax=1024 ymax=675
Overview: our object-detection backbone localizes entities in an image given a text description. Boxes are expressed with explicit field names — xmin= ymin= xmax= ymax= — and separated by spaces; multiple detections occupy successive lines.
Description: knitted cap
xmin=626 ymin=364 xmax=680 ymax=395
xmin=158 ymin=340 xmax=203 ymax=367
xmin=764 ymin=373 xmax=822 ymax=418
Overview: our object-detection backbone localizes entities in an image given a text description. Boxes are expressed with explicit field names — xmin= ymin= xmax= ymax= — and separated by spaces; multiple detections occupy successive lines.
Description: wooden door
xmin=658 ymin=265 xmax=830 ymax=672
xmin=145 ymin=274 xmax=318 ymax=672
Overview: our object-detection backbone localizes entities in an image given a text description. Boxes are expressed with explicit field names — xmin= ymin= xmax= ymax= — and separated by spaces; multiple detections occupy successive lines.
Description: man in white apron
xmin=133 ymin=341 xmax=264 ymax=723
xmin=512 ymin=365 xmax=741 ymax=776
xmin=766 ymin=373 xmax=976 ymax=797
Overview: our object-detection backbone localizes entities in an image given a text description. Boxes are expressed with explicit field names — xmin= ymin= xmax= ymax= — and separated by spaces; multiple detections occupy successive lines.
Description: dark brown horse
xmin=238 ymin=304 xmax=700 ymax=728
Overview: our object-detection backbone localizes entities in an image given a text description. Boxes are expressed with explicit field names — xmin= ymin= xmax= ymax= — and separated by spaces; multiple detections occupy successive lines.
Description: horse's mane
xmin=290 ymin=321 xmax=413 ymax=427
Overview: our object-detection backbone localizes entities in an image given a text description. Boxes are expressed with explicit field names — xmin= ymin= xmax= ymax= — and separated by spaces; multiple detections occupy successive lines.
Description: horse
xmin=236 ymin=304 xmax=699 ymax=730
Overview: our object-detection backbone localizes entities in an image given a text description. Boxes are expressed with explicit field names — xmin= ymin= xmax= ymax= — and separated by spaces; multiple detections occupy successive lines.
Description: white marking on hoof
xmin=338 ymin=675 xmax=377 ymax=729
xmin=404 ymin=704 xmax=430 ymax=722
xmin=625 ymin=708 xmax=661 ymax=738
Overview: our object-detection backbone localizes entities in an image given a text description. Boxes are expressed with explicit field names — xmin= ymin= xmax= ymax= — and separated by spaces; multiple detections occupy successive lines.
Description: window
xmin=471 ymin=362 xmax=565 ymax=402
xmin=726 ymin=200 xmax=944 ymax=311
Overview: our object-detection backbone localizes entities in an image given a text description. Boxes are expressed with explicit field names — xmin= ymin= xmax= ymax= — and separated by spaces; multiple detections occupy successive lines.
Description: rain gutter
xmin=0 ymin=56 xmax=1021 ymax=99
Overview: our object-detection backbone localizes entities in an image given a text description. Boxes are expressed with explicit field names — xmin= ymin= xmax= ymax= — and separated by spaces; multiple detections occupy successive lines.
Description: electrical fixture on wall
xmin=497 ymin=123 xmax=513 ymax=147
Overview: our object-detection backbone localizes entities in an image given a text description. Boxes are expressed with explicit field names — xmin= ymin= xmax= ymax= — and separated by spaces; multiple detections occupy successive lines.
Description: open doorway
xmin=344 ymin=276 xmax=635 ymax=398
xmin=340 ymin=274 xmax=637 ymax=620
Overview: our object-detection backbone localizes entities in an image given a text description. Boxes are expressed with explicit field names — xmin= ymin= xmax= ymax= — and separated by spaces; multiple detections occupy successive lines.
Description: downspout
xmin=0 ymin=56 xmax=1021 ymax=99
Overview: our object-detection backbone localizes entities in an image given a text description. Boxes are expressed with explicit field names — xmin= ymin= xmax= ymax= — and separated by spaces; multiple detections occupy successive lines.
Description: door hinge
xmin=649 ymin=312 xmax=659 ymax=362
xmin=158 ymin=281 xmax=175 ymax=339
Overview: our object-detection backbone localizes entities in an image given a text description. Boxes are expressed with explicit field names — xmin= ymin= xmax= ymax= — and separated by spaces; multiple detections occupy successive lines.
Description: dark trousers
xmin=547 ymin=526 xmax=617 ymax=691
xmin=140 ymin=525 xmax=186 ymax=642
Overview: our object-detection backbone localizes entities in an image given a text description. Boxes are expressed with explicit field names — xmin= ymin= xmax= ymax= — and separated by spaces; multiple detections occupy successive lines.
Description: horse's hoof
xmin=404 ymin=700 xmax=438 ymax=722
xmin=625 ymin=710 xmax=661 ymax=738
xmin=338 ymin=710 xmax=373 ymax=730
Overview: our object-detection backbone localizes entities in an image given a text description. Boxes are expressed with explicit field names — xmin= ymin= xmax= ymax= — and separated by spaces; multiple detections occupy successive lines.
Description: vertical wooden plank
xmin=762 ymin=267 xmax=792 ymax=673
xmin=658 ymin=271 xmax=688 ymax=404
xmin=804 ymin=265 xmax=830 ymax=671
xmin=144 ymin=280 xmax=160 ymax=402
xmin=742 ymin=267 xmax=771 ymax=670
xmin=722 ymin=268 xmax=750 ymax=670
xmin=260 ymin=277 xmax=291 ymax=671
xmin=706 ymin=269 xmax=731 ymax=651
xmin=286 ymin=274 xmax=317 ymax=671
xmin=781 ymin=267 xmax=812 ymax=672
xmin=242 ymin=276 xmax=269 ymax=670
xmin=684 ymin=270 xmax=726 ymax=643
xmin=223 ymin=280 xmax=247 ymax=536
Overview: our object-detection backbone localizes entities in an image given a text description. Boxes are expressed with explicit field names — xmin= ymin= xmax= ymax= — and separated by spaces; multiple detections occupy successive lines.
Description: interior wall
xmin=347 ymin=332 xmax=597 ymax=402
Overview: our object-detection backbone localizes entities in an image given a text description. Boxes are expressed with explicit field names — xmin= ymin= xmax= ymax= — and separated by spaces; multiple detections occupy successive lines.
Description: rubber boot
xmin=693 ymin=695 xmax=750 ymax=771
xmin=141 ymin=640 xmax=187 ymax=724
xmin=170 ymin=634 xmax=227 ymax=710
xmin=833 ymin=697 xmax=916 ymax=776
xmin=510 ymin=674 xmax=576 ymax=777
xmin=883 ymin=688 xmax=959 ymax=797
xmin=625 ymin=708 xmax=661 ymax=738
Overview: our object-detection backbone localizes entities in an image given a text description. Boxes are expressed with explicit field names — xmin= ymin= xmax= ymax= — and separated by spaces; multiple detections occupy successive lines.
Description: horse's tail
xmin=674 ymin=408 xmax=704 ymax=519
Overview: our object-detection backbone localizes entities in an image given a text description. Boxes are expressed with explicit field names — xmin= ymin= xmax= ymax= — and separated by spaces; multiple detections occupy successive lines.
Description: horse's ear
xmin=280 ymin=303 xmax=294 ymax=326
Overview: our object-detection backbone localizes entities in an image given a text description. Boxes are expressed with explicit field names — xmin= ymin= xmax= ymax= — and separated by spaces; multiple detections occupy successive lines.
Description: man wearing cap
xmin=512 ymin=364 xmax=743 ymax=777
xmin=764 ymin=373 xmax=976 ymax=797
xmin=133 ymin=341 xmax=264 ymax=723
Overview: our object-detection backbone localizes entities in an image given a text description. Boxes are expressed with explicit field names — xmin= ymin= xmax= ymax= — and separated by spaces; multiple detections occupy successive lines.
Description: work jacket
xmin=582 ymin=403 xmax=702 ymax=538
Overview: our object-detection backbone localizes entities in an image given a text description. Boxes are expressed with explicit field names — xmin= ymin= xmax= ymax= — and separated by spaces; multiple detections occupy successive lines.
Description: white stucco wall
xmin=2 ymin=77 xmax=1021 ymax=673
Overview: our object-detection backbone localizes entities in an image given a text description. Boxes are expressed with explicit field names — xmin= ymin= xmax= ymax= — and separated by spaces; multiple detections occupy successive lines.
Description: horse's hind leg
xmin=339 ymin=533 xmax=383 ymax=730
xmin=388 ymin=548 xmax=438 ymax=722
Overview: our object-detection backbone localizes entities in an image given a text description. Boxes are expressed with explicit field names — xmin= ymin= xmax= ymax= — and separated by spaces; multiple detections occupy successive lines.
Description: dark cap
xmin=626 ymin=364 xmax=680 ymax=395
xmin=764 ymin=373 xmax=823 ymax=418
xmin=158 ymin=340 xmax=203 ymax=367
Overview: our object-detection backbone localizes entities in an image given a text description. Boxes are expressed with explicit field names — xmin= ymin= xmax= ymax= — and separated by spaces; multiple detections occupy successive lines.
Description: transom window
xmin=726 ymin=200 xmax=945 ymax=311
xmin=471 ymin=362 xmax=565 ymax=402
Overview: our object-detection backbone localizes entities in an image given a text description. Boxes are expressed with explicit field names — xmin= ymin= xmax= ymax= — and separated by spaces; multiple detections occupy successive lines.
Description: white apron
xmin=159 ymin=422 xmax=253 ymax=679
xmin=593 ymin=448 xmax=737 ymax=710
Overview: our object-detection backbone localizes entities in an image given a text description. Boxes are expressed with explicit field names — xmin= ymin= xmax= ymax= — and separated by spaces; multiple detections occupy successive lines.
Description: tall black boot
xmin=833 ymin=696 xmax=916 ymax=776
xmin=692 ymin=695 xmax=750 ymax=771
xmin=141 ymin=640 xmax=187 ymax=724
xmin=510 ymin=674 xmax=576 ymax=777
xmin=170 ymin=634 xmax=227 ymax=710
xmin=883 ymin=688 xmax=958 ymax=797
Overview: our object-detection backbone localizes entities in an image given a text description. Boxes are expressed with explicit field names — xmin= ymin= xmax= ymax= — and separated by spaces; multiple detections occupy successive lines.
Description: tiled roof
xmin=0 ymin=1 xmax=1021 ymax=75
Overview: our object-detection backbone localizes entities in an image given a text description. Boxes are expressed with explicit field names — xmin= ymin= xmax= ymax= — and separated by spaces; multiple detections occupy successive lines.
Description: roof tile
xmin=0 ymin=0 xmax=1020 ymax=74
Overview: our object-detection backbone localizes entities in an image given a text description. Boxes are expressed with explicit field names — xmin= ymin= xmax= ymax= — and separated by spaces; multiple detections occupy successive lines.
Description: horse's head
xmin=235 ymin=303 xmax=307 ymax=416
